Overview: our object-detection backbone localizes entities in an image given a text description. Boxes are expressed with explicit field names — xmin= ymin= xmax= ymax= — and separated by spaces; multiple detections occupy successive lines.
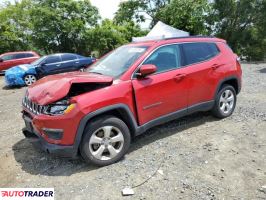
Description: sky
xmin=90 ymin=0 xmax=124 ymax=20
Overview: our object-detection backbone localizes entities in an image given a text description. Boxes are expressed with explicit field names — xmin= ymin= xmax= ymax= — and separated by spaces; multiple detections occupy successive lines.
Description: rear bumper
xmin=22 ymin=127 xmax=77 ymax=158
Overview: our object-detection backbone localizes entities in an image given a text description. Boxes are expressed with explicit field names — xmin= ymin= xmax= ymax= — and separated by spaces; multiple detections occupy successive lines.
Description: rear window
xmin=181 ymin=42 xmax=220 ymax=66
xmin=24 ymin=53 xmax=35 ymax=58
xmin=14 ymin=53 xmax=26 ymax=59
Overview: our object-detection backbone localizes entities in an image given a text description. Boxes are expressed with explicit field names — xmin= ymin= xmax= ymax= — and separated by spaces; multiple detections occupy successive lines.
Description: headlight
xmin=44 ymin=100 xmax=75 ymax=115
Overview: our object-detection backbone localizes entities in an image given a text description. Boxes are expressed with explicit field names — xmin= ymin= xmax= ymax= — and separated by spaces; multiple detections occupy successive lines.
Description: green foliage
xmin=0 ymin=0 xmax=265 ymax=60
xmin=29 ymin=0 xmax=100 ymax=54
xmin=86 ymin=20 xmax=147 ymax=55
xmin=156 ymin=0 xmax=210 ymax=35
xmin=0 ymin=0 xmax=33 ymax=53
xmin=208 ymin=0 xmax=266 ymax=60
xmin=114 ymin=0 xmax=170 ymax=25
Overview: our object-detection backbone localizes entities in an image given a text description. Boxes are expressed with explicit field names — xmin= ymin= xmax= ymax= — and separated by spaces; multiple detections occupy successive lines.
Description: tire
xmin=211 ymin=84 xmax=236 ymax=118
xmin=79 ymin=67 xmax=86 ymax=72
xmin=80 ymin=116 xmax=131 ymax=166
xmin=24 ymin=74 xmax=37 ymax=86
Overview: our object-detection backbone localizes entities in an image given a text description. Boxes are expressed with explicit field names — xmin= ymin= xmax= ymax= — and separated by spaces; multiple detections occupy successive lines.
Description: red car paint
xmin=22 ymin=37 xmax=242 ymax=148
xmin=0 ymin=51 xmax=40 ymax=72
xmin=27 ymin=72 xmax=113 ymax=105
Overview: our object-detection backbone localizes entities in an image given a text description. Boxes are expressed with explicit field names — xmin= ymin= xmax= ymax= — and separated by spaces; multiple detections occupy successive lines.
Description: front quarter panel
xmin=72 ymin=80 xmax=137 ymax=120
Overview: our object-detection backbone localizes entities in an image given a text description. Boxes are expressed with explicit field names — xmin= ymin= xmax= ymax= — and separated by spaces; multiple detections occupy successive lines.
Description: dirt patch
xmin=0 ymin=63 xmax=266 ymax=199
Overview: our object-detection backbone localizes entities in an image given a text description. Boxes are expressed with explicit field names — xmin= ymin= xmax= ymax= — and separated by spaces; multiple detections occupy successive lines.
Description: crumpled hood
xmin=27 ymin=72 xmax=113 ymax=105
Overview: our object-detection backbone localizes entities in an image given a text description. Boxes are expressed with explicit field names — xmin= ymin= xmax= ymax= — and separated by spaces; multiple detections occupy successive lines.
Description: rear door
xmin=180 ymin=42 xmax=223 ymax=106
xmin=23 ymin=53 xmax=38 ymax=64
xmin=60 ymin=54 xmax=78 ymax=72
xmin=13 ymin=53 xmax=27 ymax=65
xmin=132 ymin=44 xmax=189 ymax=125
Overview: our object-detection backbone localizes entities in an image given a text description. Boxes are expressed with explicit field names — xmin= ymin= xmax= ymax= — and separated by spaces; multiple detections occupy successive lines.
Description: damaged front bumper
xmin=22 ymin=114 xmax=78 ymax=158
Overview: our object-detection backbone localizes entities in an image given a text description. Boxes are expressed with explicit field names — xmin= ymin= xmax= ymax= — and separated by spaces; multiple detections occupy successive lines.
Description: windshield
xmin=87 ymin=45 xmax=148 ymax=77
xmin=31 ymin=56 xmax=47 ymax=65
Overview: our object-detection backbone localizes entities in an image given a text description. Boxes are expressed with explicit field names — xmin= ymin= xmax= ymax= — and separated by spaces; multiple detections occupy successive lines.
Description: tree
xmin=156 ymin=0 xmax=210 ymax=35
xmin=0 ymin=0 xmax=34 ymax=54
xmin=29 ymin=0 xmax=100 ymax=54
xmin=114 ymin=0 xmax=170 ymax=26
xmin=208 ymin=0 xmax=266 ymax=60
xmin=86 ymin=19 xmax=146 ymax=56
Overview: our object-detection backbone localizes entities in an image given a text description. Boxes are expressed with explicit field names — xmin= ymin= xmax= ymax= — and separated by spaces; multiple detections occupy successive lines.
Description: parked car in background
xmin=21 ymin=36 xmax=242 ymax=166
xmin=0 ymin=51 xmax=40 ymax=74
xmin=5 ymin=53 xmax=96 ymax=86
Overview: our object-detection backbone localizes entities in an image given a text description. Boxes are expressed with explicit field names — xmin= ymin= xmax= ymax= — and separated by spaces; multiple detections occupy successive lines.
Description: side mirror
xmin=137 ymin=64 xmax=157 ymax=77
xmin=0 ymin=58 xmax=3 ymax=62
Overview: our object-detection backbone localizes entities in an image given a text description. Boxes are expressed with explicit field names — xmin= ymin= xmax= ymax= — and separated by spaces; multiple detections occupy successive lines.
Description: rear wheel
xmin=79 ymin=67 xmax=86 ymax=72
xmin=24 ymin=74 xmax=37 ymax=86
xmin=80 ymin=116 xmax=131 ymax=166
xmin=212 ymin=84 xmax=236 ymax=118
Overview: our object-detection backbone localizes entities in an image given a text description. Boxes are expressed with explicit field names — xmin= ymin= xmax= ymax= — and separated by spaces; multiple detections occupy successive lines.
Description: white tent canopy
xmin=132 ymin=21 xmax=189 ymax=42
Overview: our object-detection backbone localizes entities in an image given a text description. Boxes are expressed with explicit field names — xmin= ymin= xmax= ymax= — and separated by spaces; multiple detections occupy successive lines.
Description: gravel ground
xmin=0 ymin=63 xmax=266 ymax=200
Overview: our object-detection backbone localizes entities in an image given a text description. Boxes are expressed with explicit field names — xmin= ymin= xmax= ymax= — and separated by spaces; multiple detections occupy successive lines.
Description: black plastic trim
xmin=22 ymin=128 xmax=76 ymax=158
xmin=215 ymin=76 xmax=241 ymax=96
xmin=42 ymin=128 xmax=63 ymax=140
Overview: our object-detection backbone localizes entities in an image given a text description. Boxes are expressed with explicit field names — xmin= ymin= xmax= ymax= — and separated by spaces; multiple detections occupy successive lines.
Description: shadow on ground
xmin=259 ymin=68 xmax=266 ymax=73
xmin=12 ymin=112 xmax=217 ymax=177
xmin=2 ymin=85 xmax=23 ymax=90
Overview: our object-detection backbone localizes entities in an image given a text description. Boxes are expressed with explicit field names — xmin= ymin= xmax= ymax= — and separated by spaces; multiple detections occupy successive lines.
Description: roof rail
xmin=132 ymin=35 xmax=217 ymax=43
xmin=164 ymin=36 xmax=216 ymax=40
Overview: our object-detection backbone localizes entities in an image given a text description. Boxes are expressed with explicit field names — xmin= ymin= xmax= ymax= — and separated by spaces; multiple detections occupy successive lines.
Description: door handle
xmin=75 ymin=62 xmax=79 ymax=64
xmin=56 ymin=64 xmax=60 ymax=67
xmin=174 ymin=74 xmax=186 ymax=81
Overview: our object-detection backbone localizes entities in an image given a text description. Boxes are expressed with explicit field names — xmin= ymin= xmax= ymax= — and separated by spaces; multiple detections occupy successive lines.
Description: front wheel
xmin=212 ymin=84 xmax=236 ymax=118
xmin=80 ymin=116 xmax=131 ymax=166
xmin=24 ymin=74 xmax=37 ymax=86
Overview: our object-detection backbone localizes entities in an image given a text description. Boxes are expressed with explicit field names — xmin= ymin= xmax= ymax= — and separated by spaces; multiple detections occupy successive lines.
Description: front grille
xmin=22 ymin=95 xmax=48 ymax=115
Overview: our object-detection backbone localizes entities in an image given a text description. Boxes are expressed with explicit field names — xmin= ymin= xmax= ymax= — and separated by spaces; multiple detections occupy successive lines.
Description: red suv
xmin=22 ymin=37 xmax=242 ymax=166
xmin=0 ymin=51 xmax=40 ymax=73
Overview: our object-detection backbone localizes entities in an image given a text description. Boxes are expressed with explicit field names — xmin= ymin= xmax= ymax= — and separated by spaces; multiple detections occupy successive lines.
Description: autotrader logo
xmin=0 ymin=188 xmax=54 ymax=200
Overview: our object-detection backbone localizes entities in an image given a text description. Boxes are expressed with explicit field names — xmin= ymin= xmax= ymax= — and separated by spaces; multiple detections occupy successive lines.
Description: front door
xmin=132 ymin=44 xmax=189 ymax=125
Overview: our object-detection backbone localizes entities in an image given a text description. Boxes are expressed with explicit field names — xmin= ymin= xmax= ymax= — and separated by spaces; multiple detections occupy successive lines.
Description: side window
xmin=181 ymin=42 xmax=220 ymax=65
xmin=143 ymin=44 xmax=181 ymax=73
xmin=24 ymin=53 xmax=35 ymax=58
xmin=61 ymin=54 xmax=77 ymax=61
xmin=14 ymin=53 xmax=26 ymax=59
xmin=45 ymin=56 xmax=61 ymax=64
xmin=1 ymin=54 xmax=15 ymax=61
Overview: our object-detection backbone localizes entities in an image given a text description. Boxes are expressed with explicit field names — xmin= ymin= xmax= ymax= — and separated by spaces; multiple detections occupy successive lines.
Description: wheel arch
xmin=73 ymin=104 xmax=138 ymax=152
xmin=215 ymin=76 xmax=241 ymax=98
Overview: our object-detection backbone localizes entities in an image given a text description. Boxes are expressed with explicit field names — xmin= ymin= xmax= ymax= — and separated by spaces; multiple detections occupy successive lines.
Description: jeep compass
xmin=22 ymin=36 xmax=242 ymax=166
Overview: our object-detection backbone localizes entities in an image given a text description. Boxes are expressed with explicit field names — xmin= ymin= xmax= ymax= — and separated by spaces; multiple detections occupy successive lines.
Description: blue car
xmin=5 ymin=53 xmax=96 ymax=86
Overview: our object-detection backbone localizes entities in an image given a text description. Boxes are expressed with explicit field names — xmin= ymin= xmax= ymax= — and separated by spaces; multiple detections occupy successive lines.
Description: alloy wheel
xmin=89 ymin=126 xmax=124 ymax=161
xmin=24 ymin=75 xmax=37 ymax=86
xmin=219 ymin=89 xmax=235 ymax=114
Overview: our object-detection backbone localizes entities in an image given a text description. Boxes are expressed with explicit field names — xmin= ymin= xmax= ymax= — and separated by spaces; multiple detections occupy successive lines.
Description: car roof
xmin=48 ymin=53 xmax=79 ymax=57
xmin=0 ymin=51 xmax=38 ymax=56
xmin=130 ymin=36 xmax=226 ymax=46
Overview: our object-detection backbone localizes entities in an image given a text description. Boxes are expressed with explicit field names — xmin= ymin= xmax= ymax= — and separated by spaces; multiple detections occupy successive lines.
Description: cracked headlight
xmin=45 ymin=100 xmax=75 ymax=115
